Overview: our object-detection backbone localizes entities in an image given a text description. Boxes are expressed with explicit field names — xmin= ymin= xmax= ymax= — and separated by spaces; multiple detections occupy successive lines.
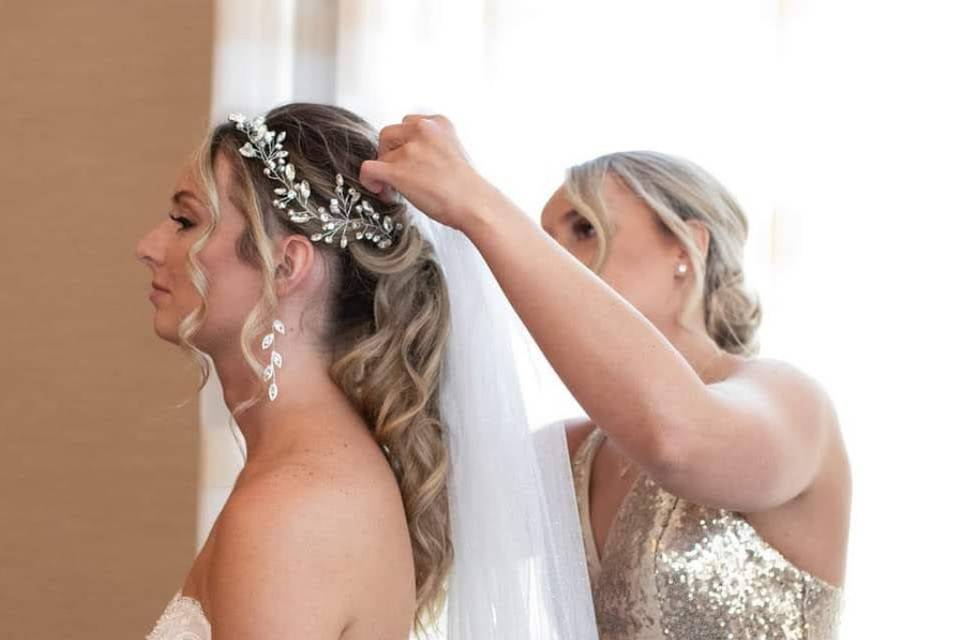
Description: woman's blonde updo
xmin=564 ymin=151 xmax=762 ymax=355
xmin=178 ymin=102 xmax=452 ymax=627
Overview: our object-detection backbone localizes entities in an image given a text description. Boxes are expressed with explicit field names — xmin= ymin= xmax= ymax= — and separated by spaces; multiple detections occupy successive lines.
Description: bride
xmin=136 ymin=103 xmax=597 ymax=639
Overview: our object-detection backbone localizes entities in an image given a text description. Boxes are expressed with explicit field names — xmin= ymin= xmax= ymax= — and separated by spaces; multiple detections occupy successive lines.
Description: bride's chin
xmin=153 ymin=325 xmax=179 ymax=345
xmin=151 ymin=314 xmax=182 ymax=345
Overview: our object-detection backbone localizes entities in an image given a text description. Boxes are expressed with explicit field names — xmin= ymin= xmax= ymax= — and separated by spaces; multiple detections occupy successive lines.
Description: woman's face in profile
xmin=540 ymin=176 xmax=689 ymax=327
xmin=135 ymin=151 xmax=262 ymax=352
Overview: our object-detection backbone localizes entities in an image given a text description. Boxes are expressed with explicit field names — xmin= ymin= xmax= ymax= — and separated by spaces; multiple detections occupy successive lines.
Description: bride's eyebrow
xmin=171 ymin=189 xmax=206 ymax=214
xmin=171 ymin=189 xmax=198 ymax=204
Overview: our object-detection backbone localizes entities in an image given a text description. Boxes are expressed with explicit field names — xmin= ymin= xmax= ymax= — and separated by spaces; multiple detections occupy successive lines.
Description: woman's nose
xmin=135 ymin=224 xmax=165 ymax=267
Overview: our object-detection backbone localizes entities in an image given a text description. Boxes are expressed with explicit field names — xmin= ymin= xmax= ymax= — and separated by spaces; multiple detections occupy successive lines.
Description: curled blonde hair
xmin=177 ymin=103 xmax=452 ymax=628
xmin=564 ymin=151 xmax=762 ymax=355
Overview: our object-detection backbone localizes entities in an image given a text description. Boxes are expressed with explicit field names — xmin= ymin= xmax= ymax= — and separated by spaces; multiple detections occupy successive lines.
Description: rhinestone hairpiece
xmin=227 ymin=113 xmax=402 ymax=250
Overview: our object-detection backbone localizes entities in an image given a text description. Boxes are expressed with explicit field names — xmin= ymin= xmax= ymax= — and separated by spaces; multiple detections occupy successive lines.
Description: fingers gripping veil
xmin=411 ymin=210 xmax=599 ymax=639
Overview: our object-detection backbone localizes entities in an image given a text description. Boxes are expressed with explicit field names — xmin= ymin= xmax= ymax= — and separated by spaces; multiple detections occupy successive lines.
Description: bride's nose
xmin=135 ymin=224 xmax=165 ymax=267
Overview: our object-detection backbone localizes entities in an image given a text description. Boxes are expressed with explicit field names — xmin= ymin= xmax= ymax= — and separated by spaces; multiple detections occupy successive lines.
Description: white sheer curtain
xmin=771 ymin=2 xmax=960 ymax=637
xmin=202 ymin=1 xmax=960 ymax=636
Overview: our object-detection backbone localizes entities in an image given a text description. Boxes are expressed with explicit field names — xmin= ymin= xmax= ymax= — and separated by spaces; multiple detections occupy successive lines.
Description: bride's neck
xmin=209 ymin=327 xmax=353 ymax=465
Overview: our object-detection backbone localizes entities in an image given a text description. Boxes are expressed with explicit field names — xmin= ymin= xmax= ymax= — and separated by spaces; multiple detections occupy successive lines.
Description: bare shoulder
xmin=732 ymin=358 xmax=851 ymax=576
xmin=727 ymin=356 xmax=838 ymax=423
xmin=728 ymin=356 xmax=847 ymax=486
xmin=205 ymin=434 xmax=414 ymax=638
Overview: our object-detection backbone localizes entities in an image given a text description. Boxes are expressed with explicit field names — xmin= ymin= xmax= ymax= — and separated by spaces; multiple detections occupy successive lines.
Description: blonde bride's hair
xmin=176 ymin=103 xmax=452 ymax=627
xmin=565 ymin=151 xmax=762 ymax=355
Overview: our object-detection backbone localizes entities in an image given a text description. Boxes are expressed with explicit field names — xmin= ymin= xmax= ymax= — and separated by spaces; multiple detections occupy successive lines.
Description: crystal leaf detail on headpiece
xmin=227 ymin=113 xmax=402 ymax=250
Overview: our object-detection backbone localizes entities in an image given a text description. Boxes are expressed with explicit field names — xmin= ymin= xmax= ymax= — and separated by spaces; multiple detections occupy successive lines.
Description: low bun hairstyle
xmin=180 ymin=103 xmax=452 ymax=627
xmin=564 ymin=151 xmax=762 ymax=355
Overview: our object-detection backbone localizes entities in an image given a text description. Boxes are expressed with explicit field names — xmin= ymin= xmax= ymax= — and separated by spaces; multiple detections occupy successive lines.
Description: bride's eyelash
xmin=572 ymin=217 xmax=595 ymax=240
xmin=169 ymin=213 xmax=195 ymax=230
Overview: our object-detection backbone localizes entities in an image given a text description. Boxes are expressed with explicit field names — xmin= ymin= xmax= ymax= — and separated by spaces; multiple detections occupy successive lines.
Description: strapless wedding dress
xmin=145 ymin=590 xmax=211 ymax=640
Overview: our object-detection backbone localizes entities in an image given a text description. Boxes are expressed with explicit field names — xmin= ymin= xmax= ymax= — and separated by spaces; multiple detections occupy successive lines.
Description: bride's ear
xmin=274 ymin=234 xmax=318 ymax=297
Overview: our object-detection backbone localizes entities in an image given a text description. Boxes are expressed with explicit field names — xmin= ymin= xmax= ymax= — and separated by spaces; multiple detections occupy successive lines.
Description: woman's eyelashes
xmin=168 ymin=213 xmax=195 ymax=231
xmin=571 ymin=216 xmax=596 ymax=240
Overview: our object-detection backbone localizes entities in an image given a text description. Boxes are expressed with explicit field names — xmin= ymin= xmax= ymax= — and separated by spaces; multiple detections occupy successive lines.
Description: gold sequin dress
xmin=572 ymin=428 xmax=842 ymax=640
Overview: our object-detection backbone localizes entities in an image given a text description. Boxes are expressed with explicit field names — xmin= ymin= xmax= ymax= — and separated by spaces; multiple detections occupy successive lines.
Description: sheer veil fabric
xmin=415 ymin=210 xmax=598 ymax=639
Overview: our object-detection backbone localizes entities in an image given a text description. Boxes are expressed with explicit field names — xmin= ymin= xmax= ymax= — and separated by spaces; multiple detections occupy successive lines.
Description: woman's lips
xmin=149 ymin=283 xmax=171 ymax=301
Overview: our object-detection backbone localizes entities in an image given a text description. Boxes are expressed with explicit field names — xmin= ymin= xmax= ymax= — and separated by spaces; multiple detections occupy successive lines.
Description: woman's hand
xmin=359 ymin=115 xmax=500 ymax=233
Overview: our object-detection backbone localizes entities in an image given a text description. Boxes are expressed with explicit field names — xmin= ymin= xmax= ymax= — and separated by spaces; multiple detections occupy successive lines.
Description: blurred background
xmin=2 ymin=1 xmax=958 ymax=638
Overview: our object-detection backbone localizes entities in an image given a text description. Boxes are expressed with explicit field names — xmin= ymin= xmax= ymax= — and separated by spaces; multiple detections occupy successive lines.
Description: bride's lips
xmin=150 ymin=281 xmax=171 ymax=301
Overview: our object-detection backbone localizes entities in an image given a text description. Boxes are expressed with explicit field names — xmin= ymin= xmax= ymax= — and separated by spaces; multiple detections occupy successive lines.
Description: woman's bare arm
xmin=361 ymin=116 xmax=839 ymax=512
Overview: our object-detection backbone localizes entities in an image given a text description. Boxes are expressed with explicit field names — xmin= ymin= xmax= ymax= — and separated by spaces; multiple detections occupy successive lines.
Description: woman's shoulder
xmin=222 ymin=436 xmax=407 ymax=554
xmin=727 ymin=356 xmax=845 ymax=482
xmin=202 ymin=437 xmax=412 ymax=635
xmin=201 ymin=472 xmax=362 ymax=636
xmin=729 ymin=356 xmax=837 ymax=417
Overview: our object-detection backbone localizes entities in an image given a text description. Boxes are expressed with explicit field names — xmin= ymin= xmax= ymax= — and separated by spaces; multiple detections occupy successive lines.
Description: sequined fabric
xmin=145 ymin=591 xmax=211 ymax=640
xmin=572 ymin=429 xmax=842 ymax=640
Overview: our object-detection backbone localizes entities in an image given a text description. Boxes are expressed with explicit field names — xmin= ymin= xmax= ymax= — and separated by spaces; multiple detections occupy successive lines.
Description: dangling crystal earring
xmin=260 ymin=319 xmax=285 ymax=401
xmin=675 ymin=262 xmax=689 ymax=278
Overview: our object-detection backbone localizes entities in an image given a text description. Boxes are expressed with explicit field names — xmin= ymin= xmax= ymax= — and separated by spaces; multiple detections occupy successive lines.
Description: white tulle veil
xmin=411 ymin=209 xmax=598 ymax=640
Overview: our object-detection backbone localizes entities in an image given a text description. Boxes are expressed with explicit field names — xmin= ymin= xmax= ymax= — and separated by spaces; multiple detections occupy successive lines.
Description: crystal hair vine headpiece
xmin=227 ymin=113 xmax=402 ymax=250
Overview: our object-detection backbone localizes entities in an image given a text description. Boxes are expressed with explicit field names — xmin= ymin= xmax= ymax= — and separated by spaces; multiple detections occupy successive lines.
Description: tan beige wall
xmin=0 ymin=2 xmax=213 ymax=637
